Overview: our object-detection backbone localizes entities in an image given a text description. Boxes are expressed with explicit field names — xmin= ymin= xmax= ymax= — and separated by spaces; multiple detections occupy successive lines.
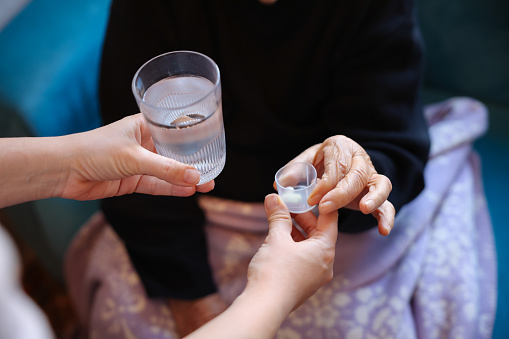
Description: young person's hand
xmin=246 ymin=194 xmax=338 ymax=312
xmin=60 ymin=114 xmax=214 ymax=200
xmin=186 ymin=194 xmax=338 ymax=339
xmin=0 ymin=114 xmax=213 ymax=208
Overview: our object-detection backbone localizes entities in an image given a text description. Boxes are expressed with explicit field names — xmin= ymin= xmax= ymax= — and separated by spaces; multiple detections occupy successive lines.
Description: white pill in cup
xmin=275 ymin=162 xmax=317 ymax=213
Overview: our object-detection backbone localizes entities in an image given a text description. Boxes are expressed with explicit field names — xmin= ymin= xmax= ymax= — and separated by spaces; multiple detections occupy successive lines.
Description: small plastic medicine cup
xmin=275 ymin=162 xmax=317 ymax=214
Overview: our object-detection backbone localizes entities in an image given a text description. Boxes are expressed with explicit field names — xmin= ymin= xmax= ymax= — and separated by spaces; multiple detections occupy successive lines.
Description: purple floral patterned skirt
xmin=65 ymin=97 xmax=496 ymax=338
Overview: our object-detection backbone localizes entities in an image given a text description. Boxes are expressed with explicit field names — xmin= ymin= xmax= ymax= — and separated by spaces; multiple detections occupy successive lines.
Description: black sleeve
xmin=324 ymin=0 xmax=430 ymax=232
xmin=99 ymin=0 xmax=216 ymax=299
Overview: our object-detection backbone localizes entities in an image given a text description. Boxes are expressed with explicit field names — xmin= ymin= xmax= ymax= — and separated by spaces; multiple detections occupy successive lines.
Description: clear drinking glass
xmin=132 ymin=51 xmax=225 ymax=184
xmin=275 ymin=162 xmax=317 ymax=213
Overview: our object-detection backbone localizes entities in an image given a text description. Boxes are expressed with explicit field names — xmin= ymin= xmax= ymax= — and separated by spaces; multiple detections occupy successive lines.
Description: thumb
xmin=264 ymin=194 xmax=293 ymax=235
xmin=135 ymin=148 xmax=201 ymax=186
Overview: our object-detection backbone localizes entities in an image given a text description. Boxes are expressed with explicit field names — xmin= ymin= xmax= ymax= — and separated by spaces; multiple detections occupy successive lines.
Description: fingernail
xmin=320 ymin=201 xmax=334 ymax=214
xmin=307 ymin=194 xmax=317 ymax=206
xmin=365 ymin=200 xmax=374 ymax=211
xmin=266 ymin=194 xmax=279 ymax=210
xmin=184 ymin=169 xmax=200 ymax=184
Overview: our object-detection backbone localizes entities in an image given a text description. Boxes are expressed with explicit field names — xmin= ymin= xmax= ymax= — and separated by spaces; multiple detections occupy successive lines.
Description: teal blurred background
xmin=417 ymin=1 xmax=509 ymax=337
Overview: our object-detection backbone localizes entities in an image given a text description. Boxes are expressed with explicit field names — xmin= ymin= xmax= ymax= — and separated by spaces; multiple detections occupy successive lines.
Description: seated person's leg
xmin=102 ymin=194 xmax=226 ymax=336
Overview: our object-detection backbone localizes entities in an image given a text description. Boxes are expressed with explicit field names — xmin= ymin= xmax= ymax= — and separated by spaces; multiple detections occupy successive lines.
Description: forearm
xmin=0 ymin=136 xmax=74 ymax=208
xmin=185 ymin=287 xmax=292 ymax=339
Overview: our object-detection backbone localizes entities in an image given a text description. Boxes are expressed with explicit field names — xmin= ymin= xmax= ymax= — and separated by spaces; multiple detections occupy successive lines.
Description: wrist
xmin=184 ymin=288 xmax=292 ymax=339
xmin=235 ymin=284 xmax=294 ymax=328
xmin=27 ymin=135 xmax=75 ymax=200
xmin=0 ymin=136 xmax=74 ymax=207
xmin=44 ymin=134 xmax=77 ymax=199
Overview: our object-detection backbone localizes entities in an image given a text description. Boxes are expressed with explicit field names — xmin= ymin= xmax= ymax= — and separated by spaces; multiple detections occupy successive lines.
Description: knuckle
xmin=150 ymin=177 xmax=161 ymax=194
xmin=325 ymin=271 xmax=334 ymax=284
xmin=365 ymin=154 xmax=375 ymax=171
xmin=268 ymin=211 xmax=292 ymax=224
xmin=371 ymin=173 xmax=392 ymax=193
xmin=327 ymin=135 xmax=348 ymax=144
xmin=162 ymin=159 xmax=179 ymax=179
xmin=353 ymin=165 xmax=369 ymax=183
xmin=384 ymin=175 xmax=393 ymax=191
xmin=119 ymin=149 xmax=139 ymax=176
xmin=343 ymin=167 xmax=368 ymax=194
xmin=380 ymin=201 xmax=396 ymax=217
xmin=388 ymin=201 xmax=396 ymax=215
xmin=319 ymin=261 xmax=334 ymax=285
xmin=323 ymin=136 xmax=336 ymax=145
xmin=324 ymin=249 xmax=336 ymax=265
xmin=336 ymin=159 xmax=349 ymax=176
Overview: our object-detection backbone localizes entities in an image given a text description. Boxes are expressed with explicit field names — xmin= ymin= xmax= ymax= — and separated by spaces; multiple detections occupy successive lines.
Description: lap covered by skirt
xmin=65 ymin=97 xmax=496 ymax=339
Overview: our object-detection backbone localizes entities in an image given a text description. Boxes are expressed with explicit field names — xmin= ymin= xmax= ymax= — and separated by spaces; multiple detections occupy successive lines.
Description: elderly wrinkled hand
xmin=289 ymin=135 xmax=395 ymax=235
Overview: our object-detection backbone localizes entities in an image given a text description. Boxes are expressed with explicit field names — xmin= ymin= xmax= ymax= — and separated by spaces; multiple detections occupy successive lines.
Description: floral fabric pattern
xmin=65 ymin=97 xmax=496 ymax=338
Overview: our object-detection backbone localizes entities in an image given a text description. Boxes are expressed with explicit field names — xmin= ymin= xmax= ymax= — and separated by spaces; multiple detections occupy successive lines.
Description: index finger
xmin=307 ymin=143 xmax=352 ymax=207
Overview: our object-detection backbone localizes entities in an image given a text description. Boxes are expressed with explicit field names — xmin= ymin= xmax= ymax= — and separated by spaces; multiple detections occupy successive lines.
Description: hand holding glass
xmin=132 ymin=51 xmax=226 ymax=184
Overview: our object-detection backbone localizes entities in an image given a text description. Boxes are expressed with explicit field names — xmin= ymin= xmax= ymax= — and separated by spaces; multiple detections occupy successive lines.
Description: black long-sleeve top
xmin=99 ymin=0 xmax=430 ymax=299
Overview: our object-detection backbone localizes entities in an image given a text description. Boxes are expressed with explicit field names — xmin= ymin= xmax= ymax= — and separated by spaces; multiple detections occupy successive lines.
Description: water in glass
xmin=143 ymin=76 xmax=226 ymax=184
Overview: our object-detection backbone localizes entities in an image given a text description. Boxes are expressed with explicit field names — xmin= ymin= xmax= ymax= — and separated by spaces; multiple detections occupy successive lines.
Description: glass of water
xmin=132 ymin=51 xmax=226 ymax=184
xmin=275 ymin=162 xmax=317 ymax=213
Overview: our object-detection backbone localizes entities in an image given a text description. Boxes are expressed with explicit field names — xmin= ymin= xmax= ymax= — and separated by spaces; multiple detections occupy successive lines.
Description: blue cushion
xmin=0 ymin=0 xmax=110 ymax=137
xmin=0 ymin=0 xmax=111 ymax=280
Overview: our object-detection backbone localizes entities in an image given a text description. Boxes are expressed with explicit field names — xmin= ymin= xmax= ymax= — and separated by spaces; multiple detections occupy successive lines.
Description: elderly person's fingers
xmin=307 ymin=136 xmax=376 ymax=209
xmin=306 ymin=142 xmax=351 ymax=207
xmin=358 ymin=173 xmax=392 ymax=214
xmin=372 ymin=200 xmax=396 ymax=236
xmin=316 ymin=152 xmax=375 ymax=215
